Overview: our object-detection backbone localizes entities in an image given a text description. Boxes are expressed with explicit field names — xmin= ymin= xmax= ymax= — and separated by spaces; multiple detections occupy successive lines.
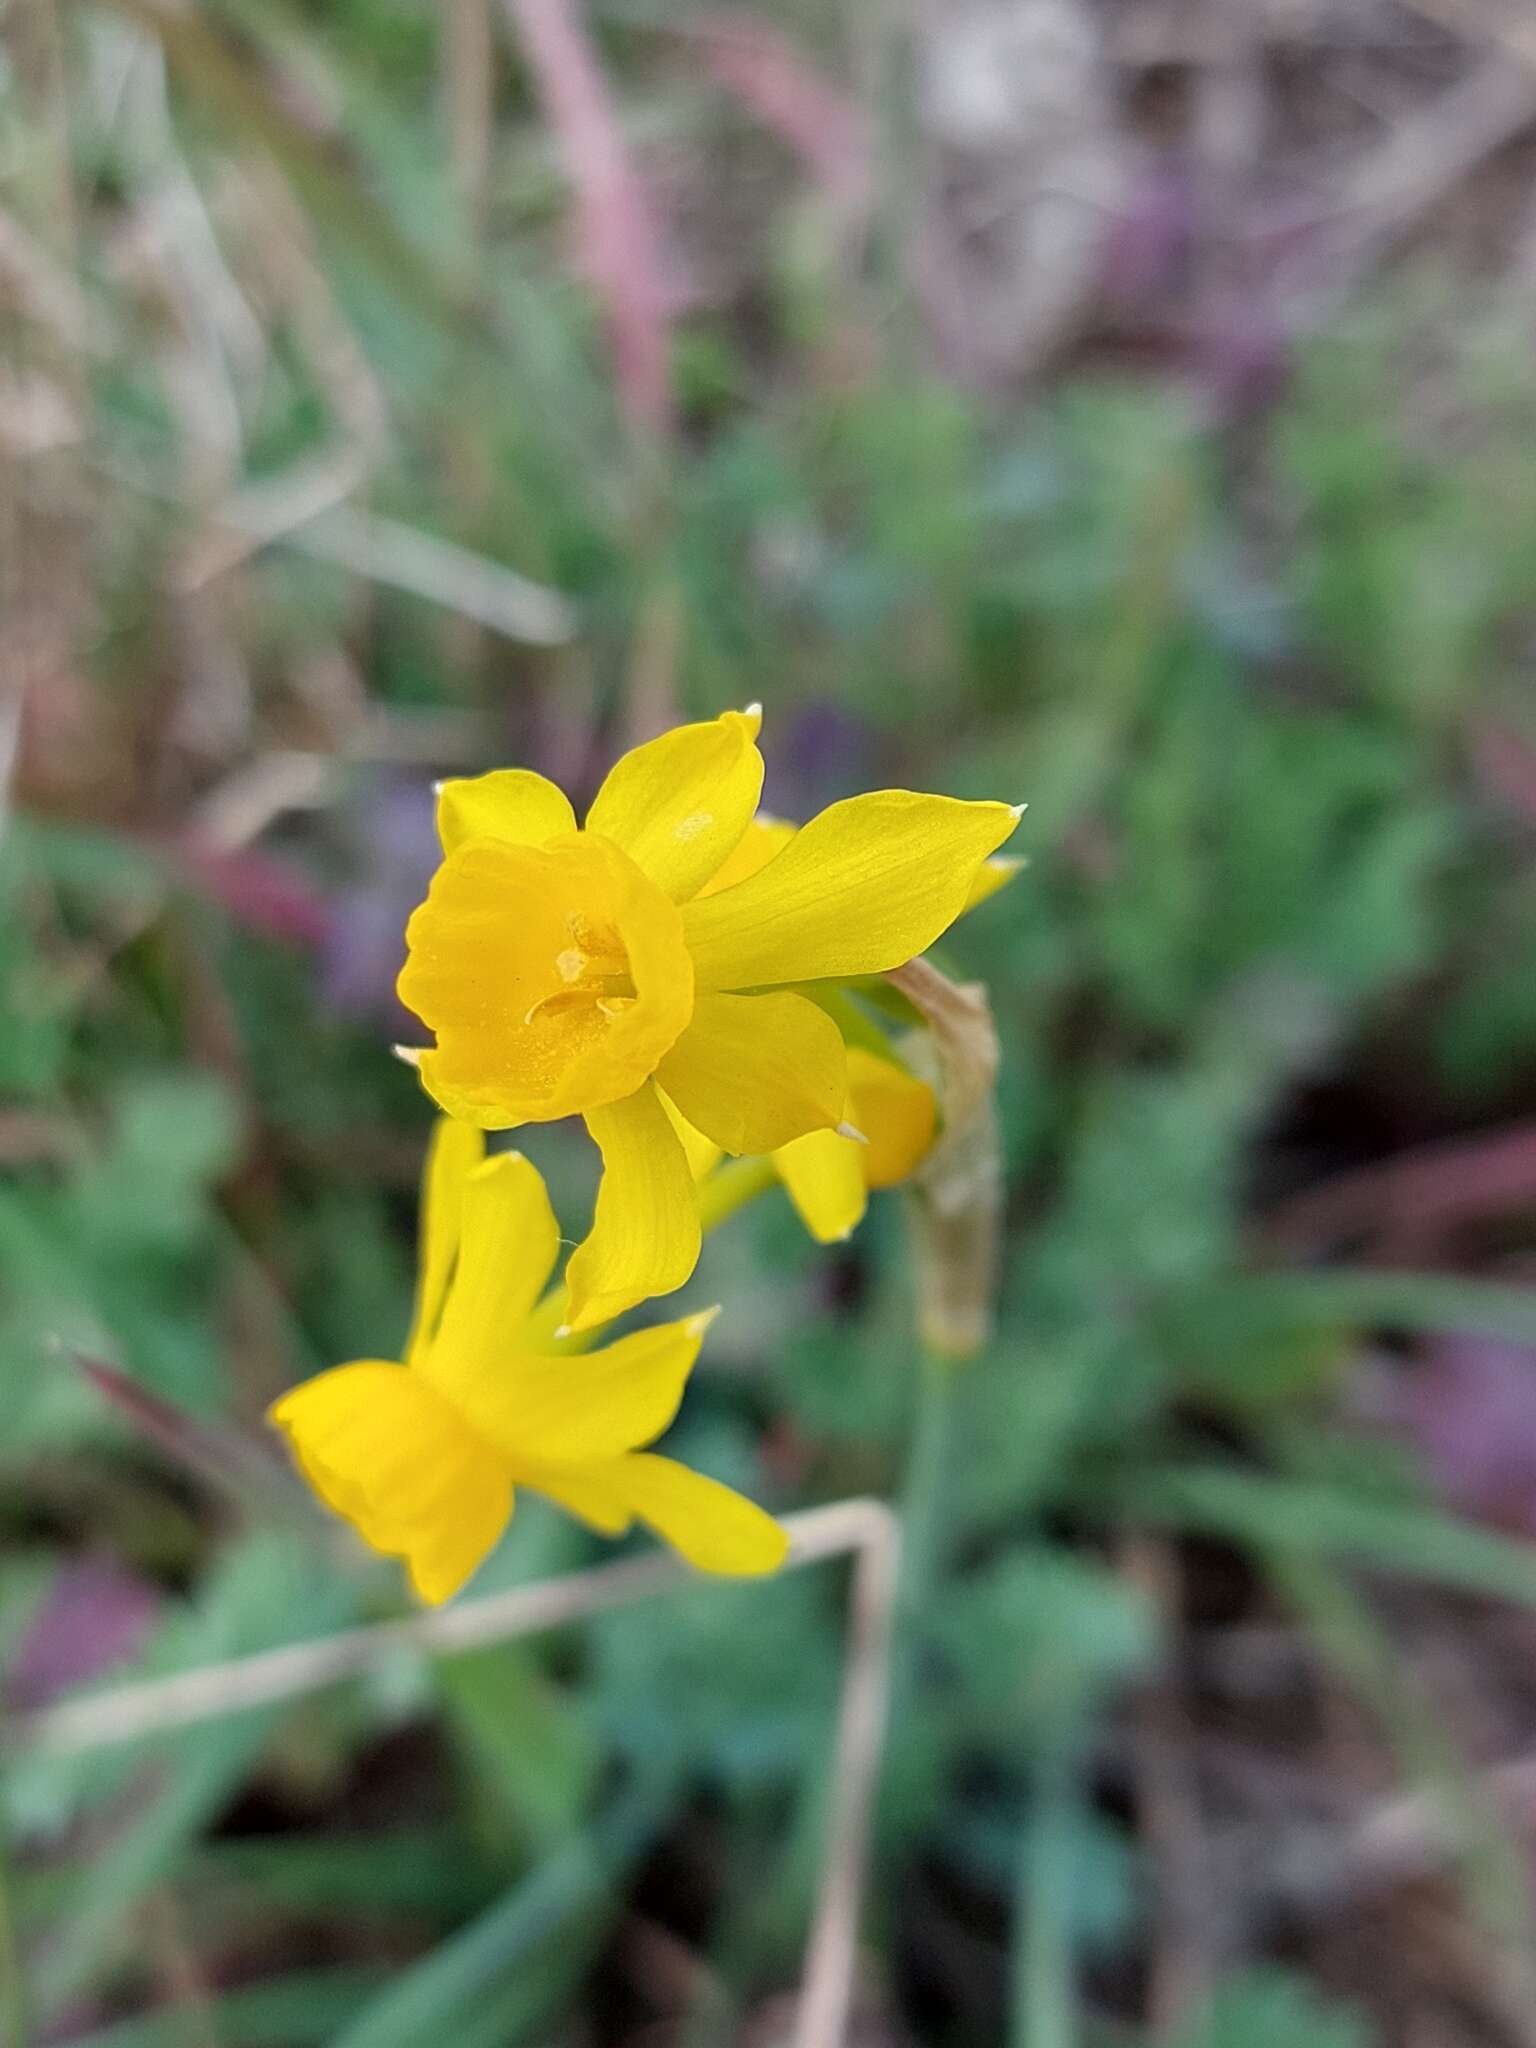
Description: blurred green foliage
xmin=8 ymin=3 xmax=1536 ymax=2042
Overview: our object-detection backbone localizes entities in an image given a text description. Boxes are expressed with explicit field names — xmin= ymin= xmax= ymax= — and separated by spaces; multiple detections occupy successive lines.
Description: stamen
xmin=523 ymin=972 xmax=637 ymax=1027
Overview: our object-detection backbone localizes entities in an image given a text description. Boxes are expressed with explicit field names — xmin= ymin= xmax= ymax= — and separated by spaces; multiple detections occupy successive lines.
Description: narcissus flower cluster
xmin=271 ymin=707 xmax=1020 ymax=1604
xmin=397 ymin=709 xmax=1020 ymax=1329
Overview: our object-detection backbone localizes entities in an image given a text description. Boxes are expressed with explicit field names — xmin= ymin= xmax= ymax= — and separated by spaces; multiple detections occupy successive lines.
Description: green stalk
xmin=895 ymin=1349 xmax=957 ymax=1638
xmin=1010 ymin=1754 xmax=1078 ymax=2048
xmin=0 ymin=1839 xmax=29 ymax=2048
xmin=694 ymin=1155 xmax=780 ymax=1236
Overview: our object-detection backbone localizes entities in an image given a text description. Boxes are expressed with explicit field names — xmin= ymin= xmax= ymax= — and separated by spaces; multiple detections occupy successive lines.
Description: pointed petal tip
xmin=469 ymin=1147 xmax=528 ymax=1181
xmin=392 ymin=1043 xmax=425 ymax=1068
xmin=685 ymin=1305 xmax=722 ymax=1338
xmin=1008 ymin=801 xmax=1028 ymax=820
xmin=836 ymin=1120 xmax=870 ymax=1145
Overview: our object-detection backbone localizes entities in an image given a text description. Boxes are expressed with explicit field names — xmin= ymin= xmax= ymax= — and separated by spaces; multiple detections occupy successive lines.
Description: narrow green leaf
xmin=1117 ymin=1463 xmax=1536 ymax=1607
xmin=435 ymin=1644 xmax=598 ymax=1859
xmin=325 ymin=1771 xmax=672 ymax=2048
xmin=52 ymin=1966 xmax=387 ymax=2048
xmin=99 ymin=0 xmax=465 ymax=326
xmin=31 ymin=1533 xmax=355 ymax=2017
xmin=1165 ymin=1967 xmax=1374 ymax=2048
xmin=1235 ymin=1269 xmax=1536 ymax=1347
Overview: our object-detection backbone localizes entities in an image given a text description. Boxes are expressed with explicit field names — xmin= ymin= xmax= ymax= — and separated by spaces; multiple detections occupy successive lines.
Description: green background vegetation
xmin=7 ymin=4 xmax=1536 ymax=2042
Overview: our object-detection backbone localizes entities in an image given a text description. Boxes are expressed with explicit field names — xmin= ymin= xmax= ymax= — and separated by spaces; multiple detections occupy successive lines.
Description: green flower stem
xmin=694 ymin=1153 xmax=779 ymax=1235
xmin=1010 ymin=1752 xmax=1078 ymax=2048
xmin=523 ymin=1153 xmax=782 ymax=1352
xmin=0 ymin=1840 xmax=28 ymax=2048
xmin=896 ymin=1347 xmax=958 ymax=1637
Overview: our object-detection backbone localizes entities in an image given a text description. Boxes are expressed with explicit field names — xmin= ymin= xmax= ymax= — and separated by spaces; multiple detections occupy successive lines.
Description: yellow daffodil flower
xmin=666 ymin=1046 xmax=939 ymax=1245
xmin=397 ymin=709 xmax=1021 ymax=1331
xmin=269 ymin=1121 xmax=788 ymax=1604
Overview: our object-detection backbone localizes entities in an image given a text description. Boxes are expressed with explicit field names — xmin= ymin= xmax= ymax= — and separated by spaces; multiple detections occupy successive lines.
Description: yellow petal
xmin=655 ymin=990 xmax=846 ymax=1154
xmin=846 ymin=1047 xmax=938 ymax=1188
xmin=585 ymin=709 xmax=764 ymax=901
xmin=525 ymin=1464 xmax=632 ymax=1535
xmin=401 ymin=832 xmax=694 ymax=1126
xmin=681 ymin=790 xmax=1021 ymax=990
xmin=269 ymin=1362 xmax=512 ymax=1604
xmin=696 ymin=813 xmax=795 ymax=897
xmin=773 ymin=1127 xmax=868 ymax=1243
xmin=563 ymin=1083 xmax=701 ymax=1333
xmin=614 ymin=1453 xmax=788 ymax=1574
xmin=418 ymin=1152 xmax=561 ymax=1409
xmin=523 ymin=1451 xmax=787 ymax=1572
xmin=493 ymin=1310 xmax=715 ymax=1463
xmin=436 ymin=768 xmax=577 ymax=854
xmin=658 ymin=1089 xmax=725 ymax=1183
xmin=403 ymin=1118 xmax=484 ymax=1364
xmin=962 ymin=855 xmax=1024 ymax=914
xmin=403 ymin=1502 xmax=516 ymax=1607
xmin=702 ymin=819 xmax=1018 ymax=909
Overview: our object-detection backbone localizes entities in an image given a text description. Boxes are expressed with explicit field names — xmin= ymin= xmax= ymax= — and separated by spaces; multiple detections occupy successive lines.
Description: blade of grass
xmin=325 ymin=1769 xmax=673 ymax=2048
xmin=15 ymin=1831 xmax=490 ymax=1934
xmin=1236 ymin=1268 xmax=1536 ymax=1346
xmin=53 ymin=1966 xmax=388 ymax=2048
xmin=1010 ymin=1754 xmax=1080 ymax=2048
xmin=1277 ymin=1556 xmax=1536 ymax=1926
xmin=30 ymin=1533 xmax=355 ymax=2019
xmin=281 ymin=507 xmax=577 ymax=645
xmin=98 ymin=0 xmax=465 ymax=325
xmin=1272 ymin=1555 xmax=1536 ymax=2037
xmin=1114 ymin=1462 xmax=1536 ymax=1607
xmin=0 ymin=1839 xmax=28 ymax=2048
xmin=71 ymin=1354 xmax=310 ymax=1525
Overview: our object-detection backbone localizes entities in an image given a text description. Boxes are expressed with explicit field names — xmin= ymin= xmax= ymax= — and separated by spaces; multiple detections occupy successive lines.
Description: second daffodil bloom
xmin=398 ymin=708 xmax=1021 ymax=1330
xmin=665 ymin=815 xmax=1022 ymax=1243
xmin=269 ymin=1122 xmax=788 ymax=1604
xmin=666 ymin=1046 xmax=940 ymax=1246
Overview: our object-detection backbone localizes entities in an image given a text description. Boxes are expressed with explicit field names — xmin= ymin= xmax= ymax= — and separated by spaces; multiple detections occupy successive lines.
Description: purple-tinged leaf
xmin=695 ymin=12 xmax=870 ymax=209
xmin=74 ymin=1355 xmax=309 ymax=1523
xmin=180 ymin=843 xmax=334 ymax=949
xmin=8 ymin=1558 xmax=160 ymax=1711
xmin=1397 ymin=1335 xmax=1536 ymax=1537
xmin=1266 ymin=1121 xmax=1536 ymax=1259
